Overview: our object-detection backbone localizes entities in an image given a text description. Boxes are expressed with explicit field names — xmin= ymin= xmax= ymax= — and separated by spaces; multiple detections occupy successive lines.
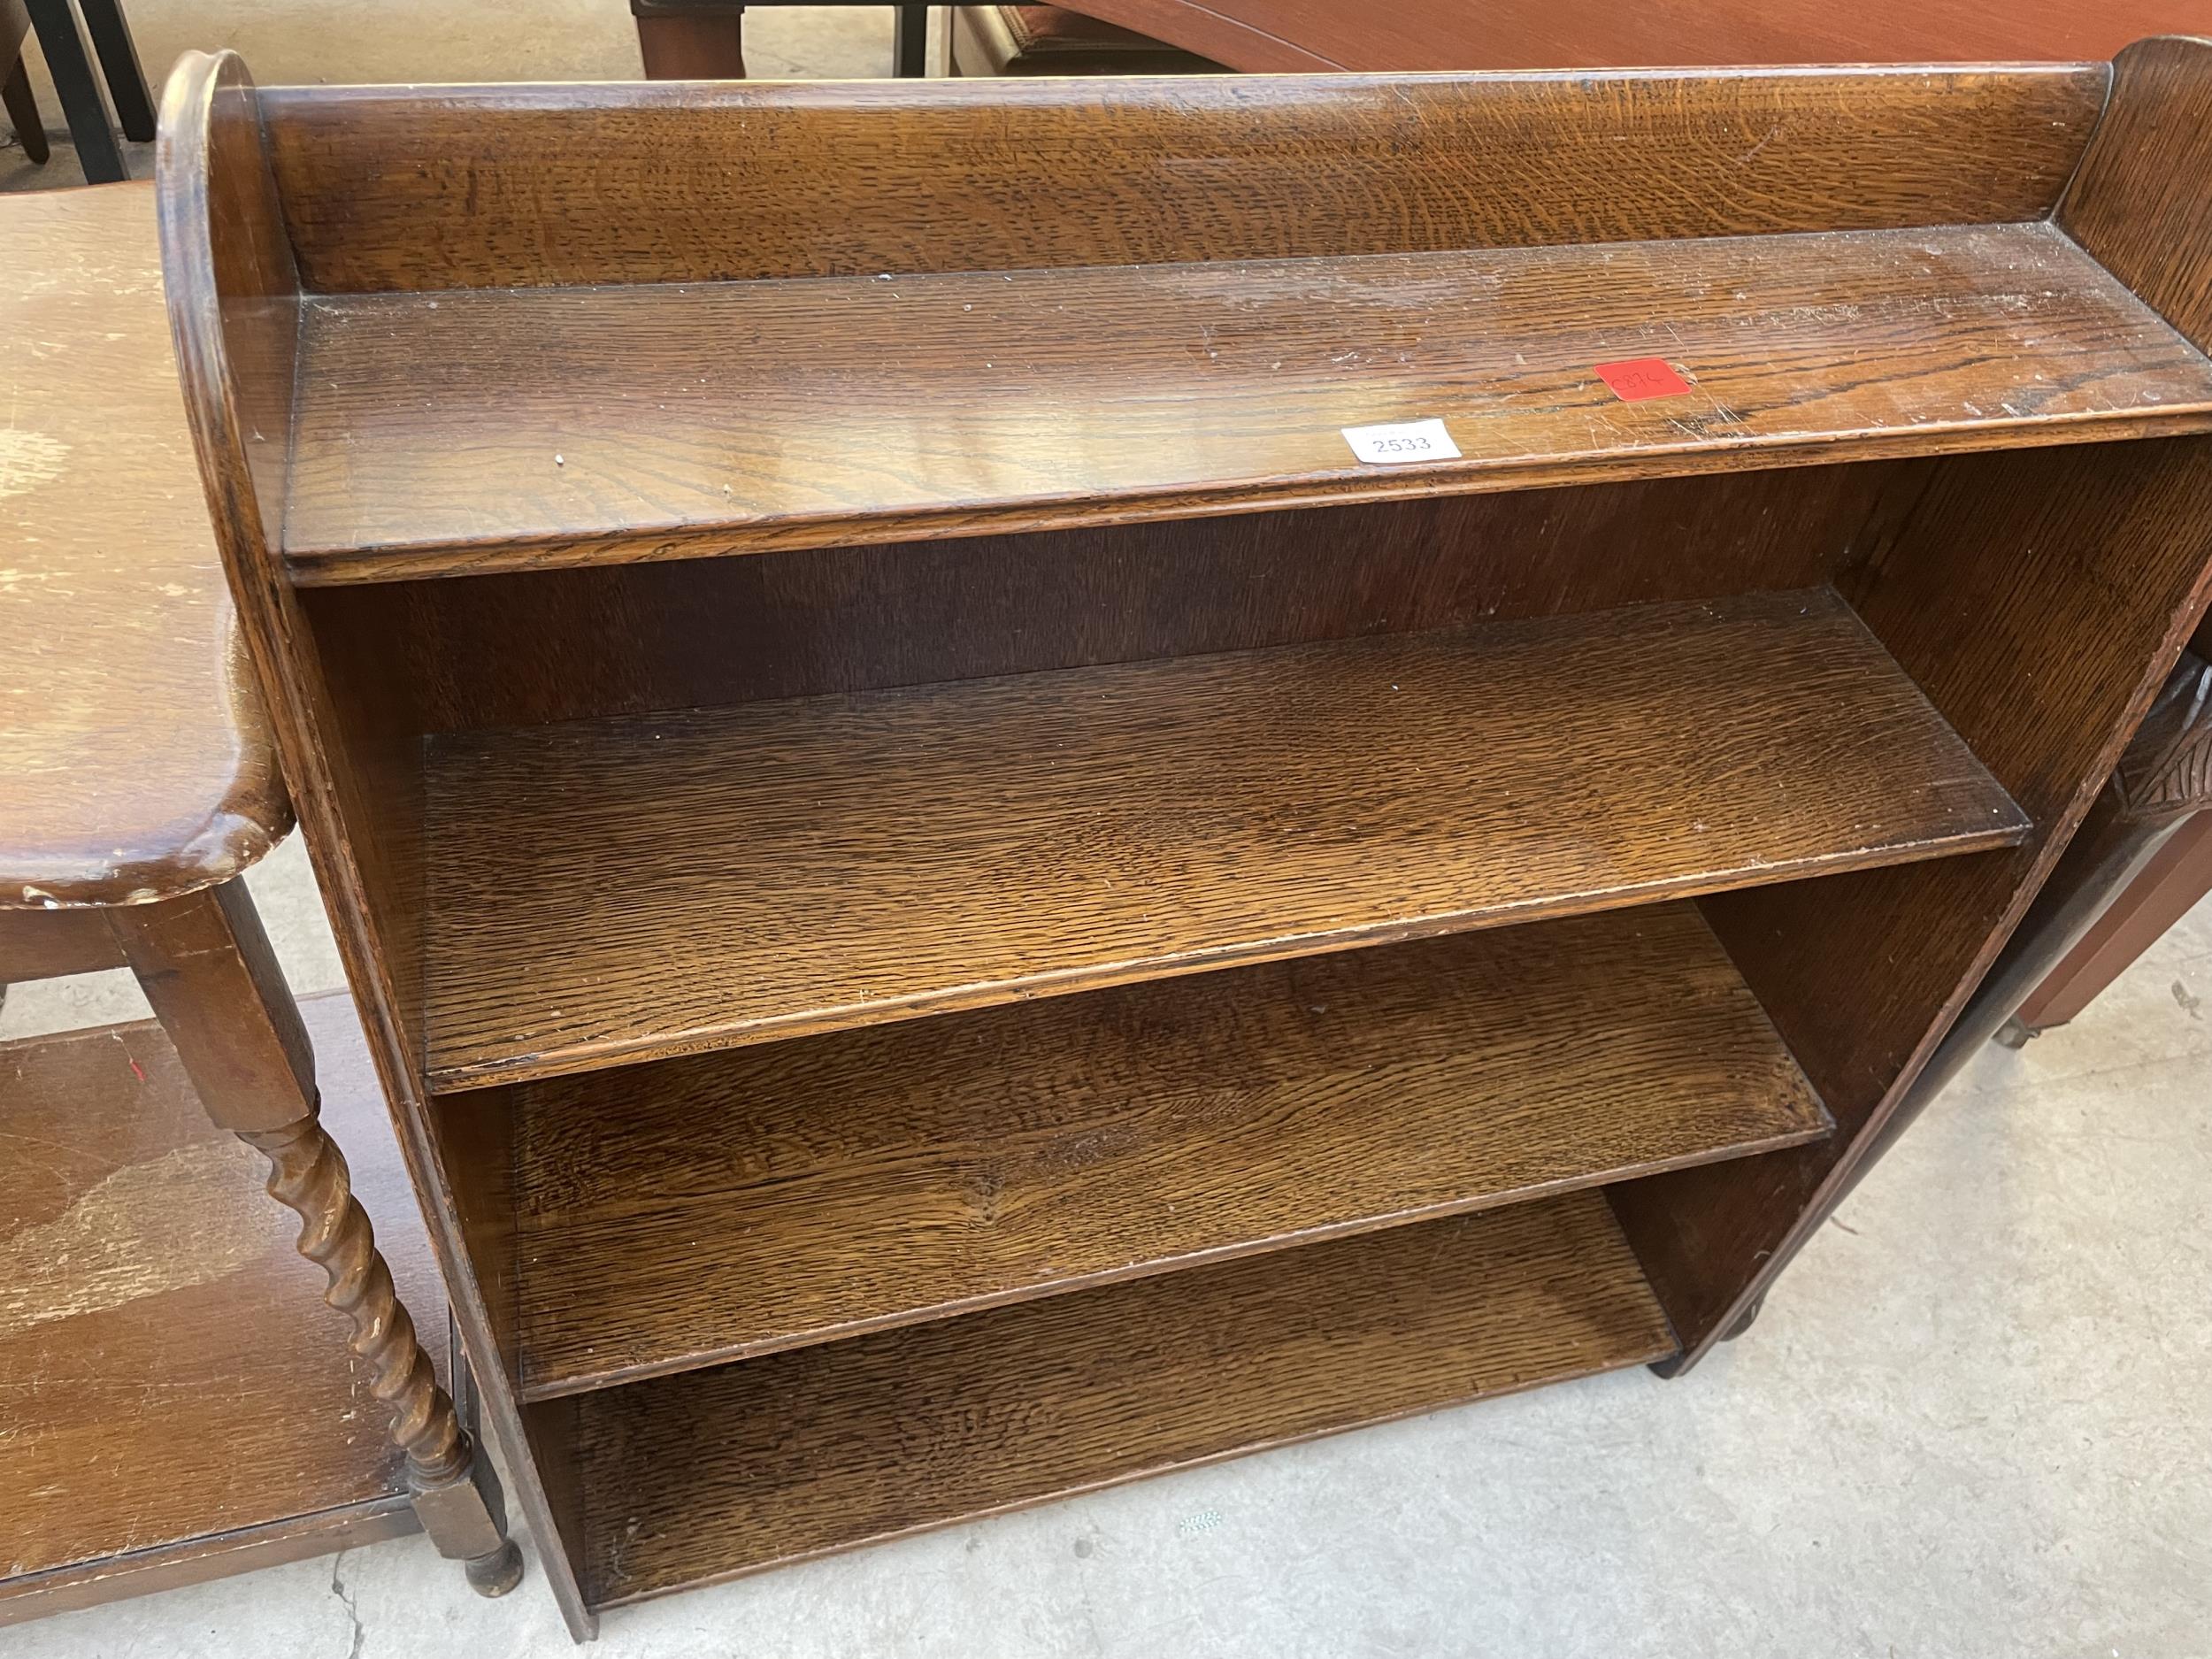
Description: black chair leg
xmin=22 ymin=0 xmax=127 ymax=180
xmin=76 ymin=0 xmax=153 ymax=142
xmin=4 ymin=58 xmax=50 ymax=164
xmin=895 ymin=4 xmax=926 ymax=75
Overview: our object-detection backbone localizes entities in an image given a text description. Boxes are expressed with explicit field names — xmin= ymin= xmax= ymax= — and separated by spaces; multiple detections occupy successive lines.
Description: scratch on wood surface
xmin=0 ymin=1141 xmax=267 ymax=1334
xmin=0 ymin=428 xmax=69 ymax=499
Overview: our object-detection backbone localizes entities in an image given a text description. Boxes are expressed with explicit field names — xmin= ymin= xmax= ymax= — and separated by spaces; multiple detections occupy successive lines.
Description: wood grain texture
xmin=0 ymin=993 xmax=441 ymax=1598
xmin=422 ymin=588 xmax=2024 ymax=1089
xmin=280 ymin=221 xmax=2212 ymax=582
xmin=1068 ymin=0 xmax=2202 ymax=73
xmin=1630 ymin=434 xmax=2212 ymax=1364
xmin=256 ymin=67 xmax=2104 ymax=296
xmin=311 ymin=461 xmax=1915 ymax=735
xmin=2058 ymin=35 xmax=2212 ymax=351
xmin=0 ymin=1500 xmax=417 ymax=1628
xmin=158 ymin=46 xmax=2212 ymax=1615
xmin=106 ymin=879 xmax=316 ymax=1136
xmin=1609 ymin=37 xmax=2212 ymax=1369
xmin=508 ymin=902 xmax=1826 ymax=1399
xmin=156 ymin=52 xmax=594 ymax=1635
xmin=0 ymin=182 xmax=289 ymax=907
xmin=0 ymin=908 xmax=125 ymax=982
xmin=574 ymin=1192 xmax=1674 ymax=1606
xmin=2111 ymin=649 xmax=2212 ymax=819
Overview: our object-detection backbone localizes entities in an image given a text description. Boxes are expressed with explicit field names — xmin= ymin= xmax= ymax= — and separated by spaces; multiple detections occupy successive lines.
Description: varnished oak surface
xmin=574 ymin=1192 xmax=1674 ymax=1605
xmin=0 ymin=993 xmax=443 ymax=1601
xmin=422 ymin=588 xmax=2025 ymax=1089
xmin=259 ymin=69 xmax=2104 ymax=294
xmin=0 ymin=183 xmax=290 ymax=906
xmin=511 ymin=902 xmax=1827 ymax=1399
xmin=280 ymin=222 xmax=2212 ymax=582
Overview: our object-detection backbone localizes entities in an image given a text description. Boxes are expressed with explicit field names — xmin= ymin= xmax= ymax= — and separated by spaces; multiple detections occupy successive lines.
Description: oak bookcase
xmin=157 ymin=40 xmax=2212 ymax=1637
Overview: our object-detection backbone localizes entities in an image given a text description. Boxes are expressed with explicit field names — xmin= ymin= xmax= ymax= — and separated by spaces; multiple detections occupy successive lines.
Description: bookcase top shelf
xmin=285 ymin=220 xmax=2212 ymax=584
xmin=422 ymin=588 xmax=2024 ymax=1091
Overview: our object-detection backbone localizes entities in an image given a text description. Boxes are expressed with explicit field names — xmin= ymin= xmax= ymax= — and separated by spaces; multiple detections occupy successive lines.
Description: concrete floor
xmin=6 ymin=8 xmax=2212 ymax=1655
xmin=5 ymin=840 xmax=2208 ymax=1655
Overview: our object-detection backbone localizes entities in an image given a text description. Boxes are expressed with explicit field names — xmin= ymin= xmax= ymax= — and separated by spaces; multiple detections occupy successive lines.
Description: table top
xmin=1 ymin=183 xmax=289 ymax=910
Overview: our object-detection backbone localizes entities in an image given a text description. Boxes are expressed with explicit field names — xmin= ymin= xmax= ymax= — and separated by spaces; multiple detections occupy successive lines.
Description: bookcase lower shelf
xmin=506 ymin=901 xmax=1828 ymax=1399
xmin=569 ymin=1190 xmax=1675 ymax=1607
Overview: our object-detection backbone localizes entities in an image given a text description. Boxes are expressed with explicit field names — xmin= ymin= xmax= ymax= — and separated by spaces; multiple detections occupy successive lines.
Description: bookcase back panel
xmin=252 ymin=66 xmax=2106 ymax=292
xmin=300 ymin=459 xmax=1916 ymax=736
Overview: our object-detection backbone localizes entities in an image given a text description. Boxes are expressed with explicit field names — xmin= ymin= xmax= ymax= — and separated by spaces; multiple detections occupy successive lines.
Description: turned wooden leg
xmin=108 ymin=879 xmax=522 ymax=1596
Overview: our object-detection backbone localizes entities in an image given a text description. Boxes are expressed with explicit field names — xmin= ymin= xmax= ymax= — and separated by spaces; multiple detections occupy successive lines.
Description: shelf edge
xmin=429 ymin=822 xmax=2027 ymax=1094
xmin=288 ymin=406 xmax=2212 ymax=588
xmin=518 ymin=1110 xmax=1824 ymax=1402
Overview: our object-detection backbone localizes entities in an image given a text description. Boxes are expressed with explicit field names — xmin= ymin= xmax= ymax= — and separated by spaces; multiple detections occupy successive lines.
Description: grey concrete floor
xmin=4 ymin=841 xmax=2208 ymax=1655
xmin=7 ymin=10 xmax=2212 ymax=1654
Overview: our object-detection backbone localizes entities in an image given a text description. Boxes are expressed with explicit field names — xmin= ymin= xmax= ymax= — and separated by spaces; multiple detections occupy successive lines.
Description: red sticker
xmin=1596 ymin=357 xmax=1694 ymax=401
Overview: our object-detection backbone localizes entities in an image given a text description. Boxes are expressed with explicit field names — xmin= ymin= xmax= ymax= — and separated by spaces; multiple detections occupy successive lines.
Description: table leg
xmin=21 ymin=0 xmax=126 ymax=180
xmin=73 ymin=0 xmax=155 ymax=142
xmin=895 ymin=4 xmax=928 ymax=75
xmin=2004 ymin=810 xmax=2212 ymax=1041
xmin=108 ymin=880 xmax=523 ymax=1597
xmin=4 ymin=58 xmax=50 ymax=165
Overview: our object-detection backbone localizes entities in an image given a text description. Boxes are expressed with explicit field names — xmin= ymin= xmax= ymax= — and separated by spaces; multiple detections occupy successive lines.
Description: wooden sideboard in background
xmin=1059 ymin=0 xmax=2212 ymax=73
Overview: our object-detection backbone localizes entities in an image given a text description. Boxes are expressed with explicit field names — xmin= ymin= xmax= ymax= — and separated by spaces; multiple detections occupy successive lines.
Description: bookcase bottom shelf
xmin=571 ymin=1190 xmax=1675 ymax=1607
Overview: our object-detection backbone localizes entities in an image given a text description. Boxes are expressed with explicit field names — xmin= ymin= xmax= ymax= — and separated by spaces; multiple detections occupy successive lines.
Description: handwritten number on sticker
xmin=1595 ymin=357 xmax=1694 ymax=402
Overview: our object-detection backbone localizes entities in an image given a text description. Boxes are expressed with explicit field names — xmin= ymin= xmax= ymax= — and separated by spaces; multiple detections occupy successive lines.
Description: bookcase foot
xmin=466 ymin=1538 xmax=527 ymax=1597
xmin=1719 ymin=1291 xmax=1768 ymax=1342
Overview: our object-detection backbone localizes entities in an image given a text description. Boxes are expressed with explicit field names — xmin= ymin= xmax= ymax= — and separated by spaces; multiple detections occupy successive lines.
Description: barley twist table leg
xmin=243 ymin=1113 xmax=523 ymax=1593
xmin=111 ymin=879 xmax=523 ymax=1597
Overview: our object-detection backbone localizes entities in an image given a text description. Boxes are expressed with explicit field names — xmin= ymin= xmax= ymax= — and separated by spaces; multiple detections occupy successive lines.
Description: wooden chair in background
xmin=3 ymin=0 xmax=49 ymax=163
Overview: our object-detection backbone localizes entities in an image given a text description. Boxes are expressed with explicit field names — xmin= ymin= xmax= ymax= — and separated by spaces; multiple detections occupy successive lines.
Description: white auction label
xmin=1340 ymin=418 xmax=1462 ymax=465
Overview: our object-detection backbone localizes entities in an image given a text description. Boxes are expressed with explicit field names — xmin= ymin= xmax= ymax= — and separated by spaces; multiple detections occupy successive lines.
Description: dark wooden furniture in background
xmin=1997 ymin=615 xmax=2212 ymax=1044
xmin=15 ymin=0 xmax=150 ymax=179
xmin=157 ymin=42 xmax=2212 ymax=1638
xmin=0 ymin=182 xmax=518 ymax=1617
xmin=1059 ymin=0 xmax=2212 ymax=73
xmin=1821 ymin=631 xmax=2212 ymax=1220
xmin=633 ymin=0 xmax=931 ymax=77
xmin=949 ymin=5 xmax=1217 ymax=76
xmin=3 ymin=0 xmax=49 ymax=164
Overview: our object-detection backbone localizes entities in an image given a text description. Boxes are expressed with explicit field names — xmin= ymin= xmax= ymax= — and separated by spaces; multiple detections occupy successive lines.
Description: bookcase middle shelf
xmin=421 ymin=585 xmax=2025 ymax=1094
